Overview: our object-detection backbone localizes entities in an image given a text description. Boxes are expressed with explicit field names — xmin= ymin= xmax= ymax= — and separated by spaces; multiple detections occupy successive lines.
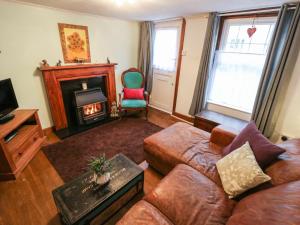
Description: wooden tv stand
xmin=0 ymin=109 xmax=45 ymax=180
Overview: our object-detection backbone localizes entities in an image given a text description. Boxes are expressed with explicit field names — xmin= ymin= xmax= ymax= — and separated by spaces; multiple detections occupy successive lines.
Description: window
xmin=207 ymin=16 xmax=277 ymax=113
xmin=153 ymin=28 xmax=179 ymax=72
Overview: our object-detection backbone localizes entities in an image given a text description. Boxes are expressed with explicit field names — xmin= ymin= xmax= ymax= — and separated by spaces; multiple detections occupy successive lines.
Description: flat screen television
xmin=0 ymin=78 xmax=18 ymax=121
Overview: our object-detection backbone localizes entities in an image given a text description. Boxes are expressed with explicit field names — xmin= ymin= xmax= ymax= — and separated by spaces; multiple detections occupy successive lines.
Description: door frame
xmin=171 ymin=18 xmax=186 ymax=115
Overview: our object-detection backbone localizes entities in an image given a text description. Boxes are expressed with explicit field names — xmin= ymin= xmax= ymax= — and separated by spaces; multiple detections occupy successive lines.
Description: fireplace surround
xmin=40 ymin=63 xmax=117 ymax=137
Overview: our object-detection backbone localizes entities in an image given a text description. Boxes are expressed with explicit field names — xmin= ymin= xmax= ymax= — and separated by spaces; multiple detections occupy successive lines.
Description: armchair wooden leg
xmin=119 ymin=106 xmax=122 ymax=120
xmin=145 ymin=106 xmax=149 ymax=120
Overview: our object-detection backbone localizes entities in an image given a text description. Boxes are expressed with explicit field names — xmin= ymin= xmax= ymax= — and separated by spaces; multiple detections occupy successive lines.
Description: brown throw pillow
xmin=223 ymin=121 xmax=285 ymax=169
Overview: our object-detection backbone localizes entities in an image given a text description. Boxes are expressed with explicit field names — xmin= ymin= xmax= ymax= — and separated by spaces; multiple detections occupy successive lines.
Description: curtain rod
xmin=218 ymin=6 xmax=281 ymax=16
xmin=153 ymin=3 xmax=298 ymax=22
xmin=219 ymin=2 xmax=298 ymax=16
xmin=154 ymin=17 xmax=183 ymax=23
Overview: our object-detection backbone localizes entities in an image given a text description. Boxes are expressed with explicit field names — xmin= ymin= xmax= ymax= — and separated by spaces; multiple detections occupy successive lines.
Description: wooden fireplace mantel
xmin=39 ymin=63 xmax=117 ymax=131
xmin=39 ymin=63 xmax=117 ymax=71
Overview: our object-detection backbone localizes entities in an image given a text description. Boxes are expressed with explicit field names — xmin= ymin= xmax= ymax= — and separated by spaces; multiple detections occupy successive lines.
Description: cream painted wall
xmin=0 ymin=0 xmax=139 ymax=128
xmin=273 ymin=50 xmax=300 ymax=139
xmin=175 ymin=15 xmax=208 ymax=116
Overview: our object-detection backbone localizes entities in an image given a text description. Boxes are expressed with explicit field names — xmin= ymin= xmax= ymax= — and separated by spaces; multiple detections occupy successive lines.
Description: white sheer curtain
xmin=208 ymin=51 xmax=266 ymax=113
xmin=153 ymin=28 xmax=178 ymax=72
xmin=207 ymin=17 xmax=276 ymax=113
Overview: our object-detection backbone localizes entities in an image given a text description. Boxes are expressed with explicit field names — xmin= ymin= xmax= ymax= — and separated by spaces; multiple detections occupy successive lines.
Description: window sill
xmin=206 ymin=101 xmax=252 ymax=121
xmin=206 ymin=100 xmax=253 ymax=113
xmin=194 ymin=110 xmax=248 ymax=133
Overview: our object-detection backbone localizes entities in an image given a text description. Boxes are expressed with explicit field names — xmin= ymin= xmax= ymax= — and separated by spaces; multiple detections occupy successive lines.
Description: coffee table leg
xmin=83 ymin=221 xmax=90 ymax=225
xmin=59 ymin=214 xmax=68 ymax=225
xmin=78 ymin=219 xmax=91 ymax=225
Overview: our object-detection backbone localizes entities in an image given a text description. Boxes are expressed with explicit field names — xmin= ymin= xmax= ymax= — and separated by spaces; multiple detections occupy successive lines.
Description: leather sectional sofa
xmin=117 ymin=122 xmax=300 ymax=225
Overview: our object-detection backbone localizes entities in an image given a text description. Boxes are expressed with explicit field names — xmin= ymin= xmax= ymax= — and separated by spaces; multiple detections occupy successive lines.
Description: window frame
xmin=216 ymin=12 xmax=278 ymax=51
xmin=219 ymin=18 xmax=277 ymax=55
xmin=207 ymin=12 xmax=278 ymax=120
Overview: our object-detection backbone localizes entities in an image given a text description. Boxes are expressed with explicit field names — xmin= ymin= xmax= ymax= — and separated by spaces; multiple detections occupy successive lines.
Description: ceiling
xmin=13 ymin=0 xmax=294 ymax=21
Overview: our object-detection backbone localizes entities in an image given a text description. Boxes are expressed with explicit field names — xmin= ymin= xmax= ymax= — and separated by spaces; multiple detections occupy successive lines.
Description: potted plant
xmin=88 ymin=154 xmax=112 ymax=186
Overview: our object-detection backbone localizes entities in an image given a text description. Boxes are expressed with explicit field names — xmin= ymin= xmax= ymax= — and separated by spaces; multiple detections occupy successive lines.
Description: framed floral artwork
xmin=58 ymin=23 xmax=91 ymax=63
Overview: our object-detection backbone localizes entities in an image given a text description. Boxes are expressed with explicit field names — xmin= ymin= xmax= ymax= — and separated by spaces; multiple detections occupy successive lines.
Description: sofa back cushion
xmin=226 ymin=180 xmax=300 ymax=225
xmin=266 ymin=139 xmax=300 ymax=186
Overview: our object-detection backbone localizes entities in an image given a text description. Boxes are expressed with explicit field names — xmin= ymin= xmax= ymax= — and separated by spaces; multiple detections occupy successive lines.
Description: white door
xmin=150 ymin=20 xmax=182 ymax=113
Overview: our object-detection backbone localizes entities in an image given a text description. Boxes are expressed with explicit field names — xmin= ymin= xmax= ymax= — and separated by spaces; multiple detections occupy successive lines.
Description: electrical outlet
xmin=281 ymin=135 xmax=289 ymax=141
xmin=280 ymin=134 xmax=295 ymax=142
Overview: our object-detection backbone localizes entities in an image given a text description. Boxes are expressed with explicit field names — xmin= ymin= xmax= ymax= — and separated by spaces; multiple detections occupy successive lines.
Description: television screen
xmin=0 ymin=78 xmax=18 ymax=118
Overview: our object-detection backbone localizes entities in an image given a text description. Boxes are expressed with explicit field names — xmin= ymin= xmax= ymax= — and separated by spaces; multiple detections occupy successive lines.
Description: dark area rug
xmin=43 ymin=118 xmax=162 ymax=182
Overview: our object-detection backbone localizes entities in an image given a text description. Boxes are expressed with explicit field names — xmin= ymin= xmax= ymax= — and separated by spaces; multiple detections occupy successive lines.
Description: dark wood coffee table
xmin=52 ymin=154 xmax=144 ymax=225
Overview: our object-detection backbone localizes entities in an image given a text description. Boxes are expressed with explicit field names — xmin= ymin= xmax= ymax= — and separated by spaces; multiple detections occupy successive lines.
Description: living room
xmin=0 ymin=0 xmax=300 ymax=224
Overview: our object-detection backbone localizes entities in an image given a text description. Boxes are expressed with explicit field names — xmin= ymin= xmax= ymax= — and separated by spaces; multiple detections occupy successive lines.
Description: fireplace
xmin=39 ymin=63 xmax=117 ymax=138
xmin=74 ymin=87 xmax=107 ymax=125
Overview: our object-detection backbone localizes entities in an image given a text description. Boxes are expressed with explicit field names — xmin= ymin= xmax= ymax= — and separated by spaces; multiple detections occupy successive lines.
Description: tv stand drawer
xmin=11 ymin=129 xmax=41 ymax=165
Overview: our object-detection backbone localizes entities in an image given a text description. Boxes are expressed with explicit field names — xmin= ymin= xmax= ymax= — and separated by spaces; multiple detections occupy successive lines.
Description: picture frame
xmin=58 ymin=23 xmax=91 ymax=63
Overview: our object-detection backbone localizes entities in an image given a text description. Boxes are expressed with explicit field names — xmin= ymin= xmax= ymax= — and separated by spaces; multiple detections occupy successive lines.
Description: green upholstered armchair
xmin=118 ymin=68 xmax=149 ymax=118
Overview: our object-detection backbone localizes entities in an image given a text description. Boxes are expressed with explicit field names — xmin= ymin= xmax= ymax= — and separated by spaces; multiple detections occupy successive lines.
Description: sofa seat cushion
xmin=144 ymin=164 xmax=236 ymax=225
xmin=117 ymin=200 xmax=173 ymax=225
xmin=266 ymin=139 xmax=300 ymax=186
xmin=144 ymin=122 xmax=223 ymax=185
xmin=226 ymin=180 xmax=300 ymax=225
xmin=182 ymin=141 xmax=223 ymax=186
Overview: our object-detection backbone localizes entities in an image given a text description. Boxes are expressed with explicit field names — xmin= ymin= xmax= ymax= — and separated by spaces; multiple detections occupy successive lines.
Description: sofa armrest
xmin=210 ymin=125 xmax=238 ymax=148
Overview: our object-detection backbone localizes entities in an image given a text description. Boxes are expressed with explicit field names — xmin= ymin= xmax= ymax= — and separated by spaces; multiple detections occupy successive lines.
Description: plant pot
xmin=94 ymin=172 xmax=110 ymax=186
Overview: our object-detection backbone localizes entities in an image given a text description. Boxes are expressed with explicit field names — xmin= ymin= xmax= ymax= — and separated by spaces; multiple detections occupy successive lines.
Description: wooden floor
xmin=0 ymin=108 xmax=180 ymax=225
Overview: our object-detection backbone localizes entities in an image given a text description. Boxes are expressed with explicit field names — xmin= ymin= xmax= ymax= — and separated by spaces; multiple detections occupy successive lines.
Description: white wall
xmin=273 ymin=50 xmax=300 ymax=139
xmin=0 ymin=0 xmax=139 ymax=128
xmin=175 ymin=14 xmax=208 ymax=116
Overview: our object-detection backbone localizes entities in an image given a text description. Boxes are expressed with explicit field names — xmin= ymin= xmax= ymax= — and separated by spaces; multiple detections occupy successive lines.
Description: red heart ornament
xmin=247 ymin=27 xmax=257 ymax=38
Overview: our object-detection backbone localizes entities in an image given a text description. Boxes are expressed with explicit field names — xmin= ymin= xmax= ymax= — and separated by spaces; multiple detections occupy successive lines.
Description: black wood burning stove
xmin=74 ymin=87 xmax=107 ymax=125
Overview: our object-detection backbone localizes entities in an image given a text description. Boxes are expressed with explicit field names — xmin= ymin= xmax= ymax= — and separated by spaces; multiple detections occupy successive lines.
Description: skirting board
xmin=148 ymin=104 xmax=172 ymax=114
xmin=43 ymin=126 xmax=54 ymax=136
xmin=148 ymin=105 xmax=194 ymax=124
xmin=172 ymin=112 xmax=194 ymax=124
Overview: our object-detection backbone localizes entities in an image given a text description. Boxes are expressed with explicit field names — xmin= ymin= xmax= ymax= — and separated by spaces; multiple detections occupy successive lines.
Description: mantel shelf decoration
xmin=58 ymin=23 xmax=91 ymax=63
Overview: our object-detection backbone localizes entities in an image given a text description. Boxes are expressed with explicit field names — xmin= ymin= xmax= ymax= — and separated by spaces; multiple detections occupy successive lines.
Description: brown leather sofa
xmin=117 ymin=122 xmax=300 ymax=225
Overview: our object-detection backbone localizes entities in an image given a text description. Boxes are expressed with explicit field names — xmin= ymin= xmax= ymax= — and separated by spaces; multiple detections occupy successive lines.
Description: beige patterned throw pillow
xmin=216 ymin=142 xmax=271 ymax=198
